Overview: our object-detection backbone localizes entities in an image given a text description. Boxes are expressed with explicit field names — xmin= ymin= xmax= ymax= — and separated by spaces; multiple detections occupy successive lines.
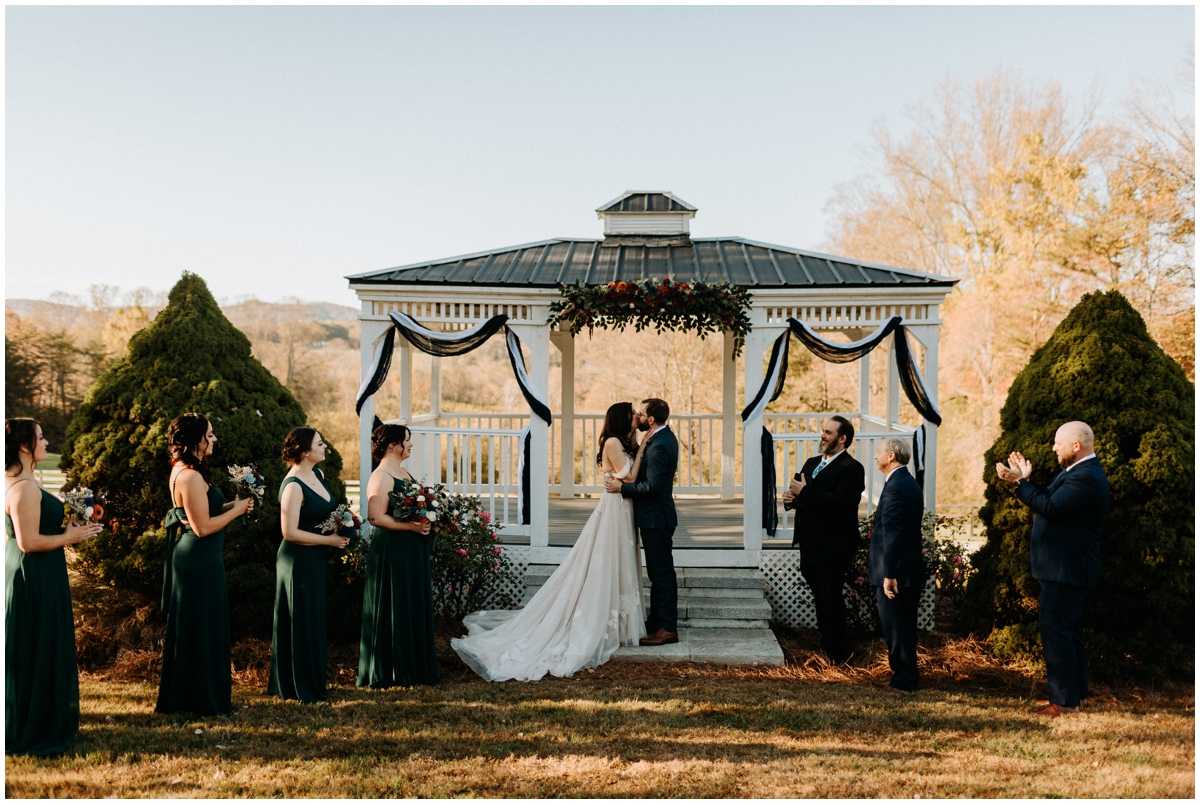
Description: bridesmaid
xmin=357 ymin=423 xmax=439 ymax=688
xmin=157 ymin=413 xmax=253 ymax=716
xmin=4 ymin=418 xmax=101 ymax=755
xmin=268 ymin=427 xmax=349 ymax=703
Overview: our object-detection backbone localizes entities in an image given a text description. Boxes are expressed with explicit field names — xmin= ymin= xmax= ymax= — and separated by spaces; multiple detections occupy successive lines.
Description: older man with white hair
xmin=997 ymin=421 xmax=1111 ymax=718
xmin=868 ymin=436 xmax=926 ymax=693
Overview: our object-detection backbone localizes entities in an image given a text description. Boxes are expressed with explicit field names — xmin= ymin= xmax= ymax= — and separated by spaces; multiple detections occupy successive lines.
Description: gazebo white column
xmin=398 ymin=340 xmax=412 ymax=421
xmin=429 ymin=356 xmax=442 ymax=421
xmin=358 ymin=315 xmax=394 ymax=484
xmin=551 ymin=329 xmax=576 ymax=499
xmin=721 ymin=330 xmax=737 ymax=500
xmin=509 ymin=321 xmax=551 ymax=558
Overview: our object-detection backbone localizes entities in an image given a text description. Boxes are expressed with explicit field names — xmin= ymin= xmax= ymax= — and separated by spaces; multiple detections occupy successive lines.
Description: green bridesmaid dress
xmin=5 ymin=485 xmax=79 ymax=755
xmin=357 ymin=476 xmax=439 ymax=688
xmin=156 ymin=481 xmax=232 ymax=715
xmin=268 ymin=469 xmax=339 ymax=703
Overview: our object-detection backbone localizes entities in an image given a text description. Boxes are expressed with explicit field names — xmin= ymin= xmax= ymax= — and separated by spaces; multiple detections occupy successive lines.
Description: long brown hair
xmin=597 ymin=402 xmax=635 ymax=465
xmin=167 ymin=412 xmax=213 ymax=485
xmin=5 ymin=418 xmax=39 ymax=473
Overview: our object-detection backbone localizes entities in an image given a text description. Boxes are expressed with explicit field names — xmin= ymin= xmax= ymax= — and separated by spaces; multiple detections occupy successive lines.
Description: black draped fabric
xmin=892 ymin=328 xmax=942 ymax=426
xmin=390 ymin=311 xmax=509 ymax=356
xmin=788 ymin=316 xmax=901 ymax=364
xmin=505 ymin=328 xmax=553 ymax=425
xmin=519 ymin=427 xmax=532 ymax=525
xmin=354 ymin=313 xmax=553 ymax=429
xmin=355 ymin=326 xmax=396 ymax=415
xmin=743 ymin=315 xmax=941 ymax=519
xmin=740 ymin=329 xmax=791 ymax=422
xmin=761 ymin=428 xmax=778 ymax=535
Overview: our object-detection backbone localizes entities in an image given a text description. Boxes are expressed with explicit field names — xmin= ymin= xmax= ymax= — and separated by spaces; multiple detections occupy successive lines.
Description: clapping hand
xmin=995 ymin=451 xmax=1033 ymax=483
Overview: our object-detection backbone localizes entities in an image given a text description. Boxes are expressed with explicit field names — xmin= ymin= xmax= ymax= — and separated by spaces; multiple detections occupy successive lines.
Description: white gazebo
xmin=347 ymin=192 xmax=956 ymax=572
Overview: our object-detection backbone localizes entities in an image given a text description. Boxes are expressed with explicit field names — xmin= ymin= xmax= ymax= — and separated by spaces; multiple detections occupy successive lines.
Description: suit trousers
xmin=799 ymin=543 xmax=855 ymax=661
xmin=640 ymin=527 xmax=677 ymax=633
xmin=875 ymin=584 xmax=921 ymax=691
xmin=1038 ymin=580 xmax=1089 ymax=707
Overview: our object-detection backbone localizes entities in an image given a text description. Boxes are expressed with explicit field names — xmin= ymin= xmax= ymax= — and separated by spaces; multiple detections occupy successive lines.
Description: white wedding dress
xmin=451 ymin=454 xmax=647 ymax=681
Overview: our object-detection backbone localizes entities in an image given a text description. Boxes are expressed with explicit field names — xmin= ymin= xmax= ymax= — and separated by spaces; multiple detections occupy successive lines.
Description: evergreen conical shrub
xmin=61 ymin=273 xmax=358 ymax=640
xmin=965 ymin=290 xmax=1194 ymax=680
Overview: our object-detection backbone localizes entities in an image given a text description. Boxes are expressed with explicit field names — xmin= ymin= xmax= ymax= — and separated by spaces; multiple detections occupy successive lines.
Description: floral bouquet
xmin=62 ymin=486 xmax=105 ymax=524
xmin=387 ymin=478 xmax=446 ymax=540
xmin=226 ymin=464 xmax=266 ymax=513
xmin=317 ymin=503 xmax=361 ymax=539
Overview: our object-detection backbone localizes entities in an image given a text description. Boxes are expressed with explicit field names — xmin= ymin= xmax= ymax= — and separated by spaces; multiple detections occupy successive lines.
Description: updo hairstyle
xmin=371 ymin=423 xmax=411 ymax=465
xmin=281 ymin=427 xmax=318 ymax=465
xmin=167 ymin=412 xmax=213 ymax=484
xmin=5 ymin=418 xmax=40 ymax=473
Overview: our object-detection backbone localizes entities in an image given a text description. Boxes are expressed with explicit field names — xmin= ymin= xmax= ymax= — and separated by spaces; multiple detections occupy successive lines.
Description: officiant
xmin=782 ymin=416 xmax=865 ymax=665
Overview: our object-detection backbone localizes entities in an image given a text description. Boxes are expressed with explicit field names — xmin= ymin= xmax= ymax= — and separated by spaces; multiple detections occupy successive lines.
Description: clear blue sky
xmin=6 ymin=5 xmax=1193 ymax=307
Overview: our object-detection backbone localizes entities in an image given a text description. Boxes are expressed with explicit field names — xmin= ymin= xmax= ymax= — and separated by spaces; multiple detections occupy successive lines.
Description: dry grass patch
xmin=8 ymin=644 xmax=1194 ymax=798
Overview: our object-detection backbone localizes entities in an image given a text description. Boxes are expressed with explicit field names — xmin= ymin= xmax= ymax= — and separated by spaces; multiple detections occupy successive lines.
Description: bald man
xmin=997 ymin=421 xmax=1110 ymax=718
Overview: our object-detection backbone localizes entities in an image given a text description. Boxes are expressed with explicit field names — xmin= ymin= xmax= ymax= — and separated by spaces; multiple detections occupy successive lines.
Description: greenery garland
xmin=548 ymin=276 xmax=753 ymax=357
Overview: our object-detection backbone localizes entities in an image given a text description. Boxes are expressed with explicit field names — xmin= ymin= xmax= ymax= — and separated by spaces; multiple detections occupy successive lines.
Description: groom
xmin=605 ymin=398 xmax=680 ymax=646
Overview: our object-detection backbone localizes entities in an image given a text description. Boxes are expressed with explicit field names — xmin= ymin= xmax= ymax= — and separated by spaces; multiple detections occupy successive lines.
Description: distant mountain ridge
xmin=6 ymin=298 xmax=359 ymax=323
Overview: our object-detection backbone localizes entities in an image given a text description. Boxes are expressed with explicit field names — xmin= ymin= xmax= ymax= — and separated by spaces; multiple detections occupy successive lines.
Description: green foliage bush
xmin=61 ymin=273 xmax=362 ymax=640
xmin=964 ymin=290 xmax=1194 ymax=680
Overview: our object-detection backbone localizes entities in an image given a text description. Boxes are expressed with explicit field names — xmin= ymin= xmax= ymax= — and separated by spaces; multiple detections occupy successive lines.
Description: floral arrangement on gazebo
xmin=548 ymin=277 xmax=753 ymax=357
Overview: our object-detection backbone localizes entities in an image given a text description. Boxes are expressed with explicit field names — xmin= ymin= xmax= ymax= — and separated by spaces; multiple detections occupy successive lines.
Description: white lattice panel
xmin=476 ymin=545 xmax=532 ymax=611
xmin=759 ymin=550 xmax=936 ymax=632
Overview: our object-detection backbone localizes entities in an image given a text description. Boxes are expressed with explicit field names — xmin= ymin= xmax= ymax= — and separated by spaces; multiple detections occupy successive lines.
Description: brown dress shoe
xmin=1038 ymin=698 xmax=1090 ymax=709
xmin=1034 ymin=703 xmax=1080 ymax=717
xmin=639 ymin=628 xmax=679 ymax=646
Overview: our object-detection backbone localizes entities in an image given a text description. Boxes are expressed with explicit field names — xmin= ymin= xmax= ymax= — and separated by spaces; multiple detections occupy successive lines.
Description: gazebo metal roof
xmin=346 ymin=237 xmax=957 ymax=289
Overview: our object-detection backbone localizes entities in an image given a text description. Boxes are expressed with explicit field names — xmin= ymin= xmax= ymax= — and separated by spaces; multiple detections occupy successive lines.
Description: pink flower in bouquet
xmin=493 ymin=563 xmax=499 ymax=570
xmin=478 ymin=511 xmax=492 ymax=524
xmin=953 ymin=570 xmax=962 ymax=580
xmin=952 ymin=555 xmax=962 ymax=566
xmin=456 ymin=548 xmax=467 ymax=556
xmin=493 ymin=546 xmax=502 ymax=555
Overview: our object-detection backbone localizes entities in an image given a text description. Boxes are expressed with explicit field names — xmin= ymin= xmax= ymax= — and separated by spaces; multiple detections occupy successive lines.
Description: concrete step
xmin=613 ymin=627 xmax=784 ymax=665
xmin=681 ymin=618 xmax=770 ymax=629
xmin=526 ymin=566 xmax=767 ymax=590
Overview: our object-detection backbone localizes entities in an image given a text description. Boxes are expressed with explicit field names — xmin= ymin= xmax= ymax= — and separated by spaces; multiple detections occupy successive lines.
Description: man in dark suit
xmin=996 ymin=421 xmax=1110 ymax=718
xmin=783 ymin=415 xmax=865 ymax=664
xmin=868 ymin=436 xmax=926 ymax=693
xmin=605 ymin=398 xmax=680 ymax=646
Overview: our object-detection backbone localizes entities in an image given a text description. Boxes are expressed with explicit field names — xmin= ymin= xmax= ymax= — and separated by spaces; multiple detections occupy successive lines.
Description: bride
xmin=451 ymin=402 xmax=648 ymax=681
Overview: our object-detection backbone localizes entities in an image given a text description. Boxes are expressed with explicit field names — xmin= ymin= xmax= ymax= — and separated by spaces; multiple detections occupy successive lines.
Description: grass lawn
xmin=6 ymin=628 xmax=1194 ymax=798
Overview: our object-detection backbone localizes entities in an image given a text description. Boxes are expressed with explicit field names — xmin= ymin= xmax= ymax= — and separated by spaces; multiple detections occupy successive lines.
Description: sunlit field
xmin=7 ymin=628 xmax=1193 ymax=798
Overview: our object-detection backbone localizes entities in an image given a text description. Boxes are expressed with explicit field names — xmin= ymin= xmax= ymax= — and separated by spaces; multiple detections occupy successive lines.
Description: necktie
xmin=812 ymin=458 xmax=829 ymax=478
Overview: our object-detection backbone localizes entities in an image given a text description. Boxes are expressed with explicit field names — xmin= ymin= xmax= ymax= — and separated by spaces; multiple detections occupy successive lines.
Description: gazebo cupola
xmin=597 ymin=191 xmax=697 ymax=242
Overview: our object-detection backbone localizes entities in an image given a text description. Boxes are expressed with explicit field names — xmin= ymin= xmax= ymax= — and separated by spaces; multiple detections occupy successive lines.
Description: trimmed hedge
xmin=964 ymin=291 xmax=1194 ymax=680
xmin=61 ymin=273 xmax=362 ymax=640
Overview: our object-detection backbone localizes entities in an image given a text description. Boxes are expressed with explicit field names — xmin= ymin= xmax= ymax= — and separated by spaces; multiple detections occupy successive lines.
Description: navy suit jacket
xmin=621 ymin=426 xmax=679 ymax=530
xmin=867 ymin=466 xmax=926 ymax=588
xmin=1014 ymin=456 xmax=1109 ymax=589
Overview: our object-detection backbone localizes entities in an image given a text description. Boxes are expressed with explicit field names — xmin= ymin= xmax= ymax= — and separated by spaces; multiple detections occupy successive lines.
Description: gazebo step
xmin=681 ymin=618 xmax=771 ymax=630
